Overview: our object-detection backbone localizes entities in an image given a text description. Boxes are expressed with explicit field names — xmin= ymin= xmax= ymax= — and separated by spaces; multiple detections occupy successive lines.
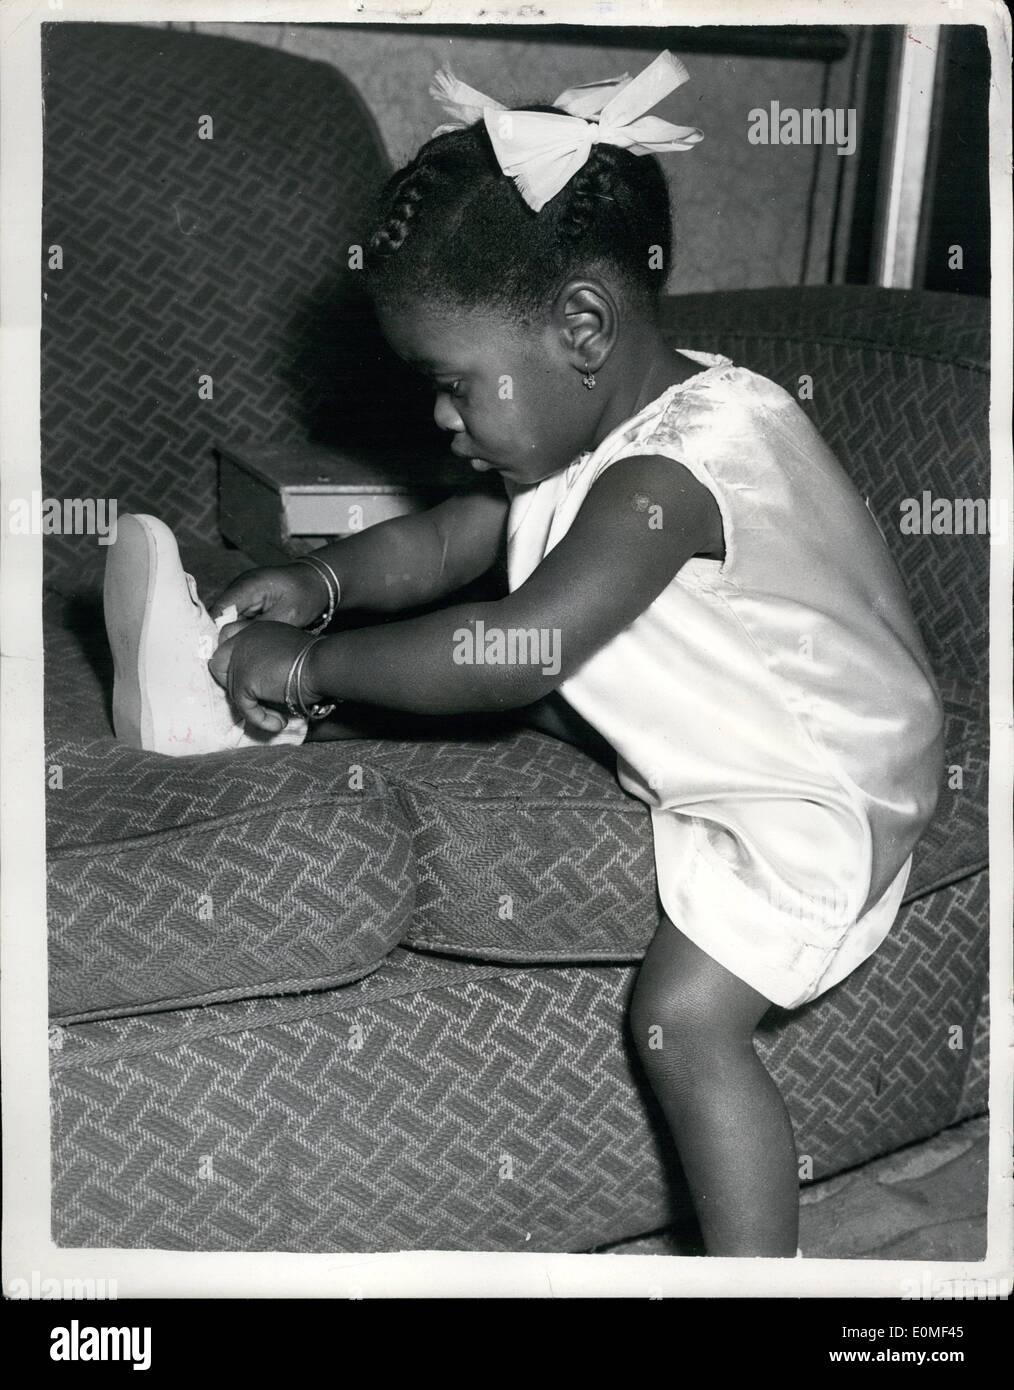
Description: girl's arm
xmin=212 ymin=455 xmax=722 ymax=729
xmin=300 ymin=454 xmax=722 ymax=713
xmin=211 ymin=484 xmax=509 ymax=623
xmin=314 ymin=484 xmax=509 ymax=611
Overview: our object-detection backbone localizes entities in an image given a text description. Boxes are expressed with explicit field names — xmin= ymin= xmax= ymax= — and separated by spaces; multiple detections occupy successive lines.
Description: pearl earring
xmin=581 ymin=366 xmax=596 ymax=390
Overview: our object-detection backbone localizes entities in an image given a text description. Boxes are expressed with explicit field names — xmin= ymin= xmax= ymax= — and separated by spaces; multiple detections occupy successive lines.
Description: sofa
xmin=42 ymin=23 xmax=990 ymax=1253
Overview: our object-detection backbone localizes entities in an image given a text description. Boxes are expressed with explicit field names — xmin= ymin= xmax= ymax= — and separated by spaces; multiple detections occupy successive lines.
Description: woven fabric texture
xmin=50 ymin=870 xmax=987 ymax=1252
xmin=39 ymin=22 xmax=433 ymax=596
xmin=47 ymin=755 xmax=414 ymax=1023
xmin=954 ymin=987 xmax=990 ymax=1123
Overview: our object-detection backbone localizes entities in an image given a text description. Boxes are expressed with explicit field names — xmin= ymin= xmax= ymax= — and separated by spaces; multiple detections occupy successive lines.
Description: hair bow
xmin=429 ymin=51 xmax=703 ymax=213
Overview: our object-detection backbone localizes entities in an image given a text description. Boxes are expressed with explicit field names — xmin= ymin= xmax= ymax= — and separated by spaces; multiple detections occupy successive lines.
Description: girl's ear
xmin=551 ymin=278 xmax=619 ymax=375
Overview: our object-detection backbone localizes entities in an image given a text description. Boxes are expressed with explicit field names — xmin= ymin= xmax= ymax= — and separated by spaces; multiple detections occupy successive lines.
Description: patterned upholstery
xmin=49 ymin=872 xmax=987 ymax=1253
xmin=40 ymin=22 xmax=436 ymax=598
xmin=47 ymin=747 xmax=414 ymax=1023
xmin=42 ymin=25 xmax=991 ymax=1252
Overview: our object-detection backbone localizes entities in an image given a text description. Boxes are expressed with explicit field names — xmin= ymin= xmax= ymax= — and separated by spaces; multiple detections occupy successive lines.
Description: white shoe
xmin=103 ymin=513 xmax=307 ymax=755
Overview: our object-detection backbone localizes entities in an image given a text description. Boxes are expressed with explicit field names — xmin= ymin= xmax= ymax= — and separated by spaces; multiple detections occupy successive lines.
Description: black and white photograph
xmin=1 ymin=0 xmax=1011 ymax=1332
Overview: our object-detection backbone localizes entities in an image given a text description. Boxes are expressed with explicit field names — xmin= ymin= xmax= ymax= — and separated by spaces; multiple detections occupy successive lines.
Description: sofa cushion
xmin=387 ymin=734 xmax=657 ymax=961
xmin=354 ymin=684 xmax=986 ymax=961
xmin=46 ymin=739 xmax=415 ymax=1023
xmin=46 ymin=680 xmax=986 ymax=997
xmin=44 ymin=605 xmax=987 ymax=996
xmin=44 ymin=562 xmax=986 ymax=1001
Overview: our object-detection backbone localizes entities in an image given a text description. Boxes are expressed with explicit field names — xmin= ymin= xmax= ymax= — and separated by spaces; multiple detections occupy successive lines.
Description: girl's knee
xmin=632 ymin=947 xmax=712 ymax=1032
xmin=629 ymin=954 xmax=755 ymax=1069
xmin=633 ymin=918 xmax=775 ymax=1041
xmin=629 ymin=966 xmax=695 ymax=1066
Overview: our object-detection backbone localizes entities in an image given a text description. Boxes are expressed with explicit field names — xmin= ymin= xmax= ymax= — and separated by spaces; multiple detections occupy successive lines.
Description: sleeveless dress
xmin=502 ymin=351 xmax=944 ymax=1009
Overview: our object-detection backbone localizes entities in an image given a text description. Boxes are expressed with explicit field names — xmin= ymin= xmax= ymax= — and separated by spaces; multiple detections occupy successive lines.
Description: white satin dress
xmin=503 ymin=351 xmax=944 ymax=1009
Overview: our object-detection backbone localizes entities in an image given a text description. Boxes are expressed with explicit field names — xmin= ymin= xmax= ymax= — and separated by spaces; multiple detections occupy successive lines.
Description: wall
xmin=163 ymin=21 xmax=863 ymax=295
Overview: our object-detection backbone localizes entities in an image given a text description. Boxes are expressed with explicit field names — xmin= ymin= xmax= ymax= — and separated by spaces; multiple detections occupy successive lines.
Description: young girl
xmin=200 ymin=52 xmax=944 ymax=1256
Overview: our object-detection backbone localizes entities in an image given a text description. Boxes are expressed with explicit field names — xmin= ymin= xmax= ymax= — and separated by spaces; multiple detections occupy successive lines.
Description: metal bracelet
xmin=304 ymin=553 xmax=342 ymax=606
xmin=283 ymin=645 xmax=303 ymax=718
xmin=292 ymin=554 xmax=341 ymax=635
xmin=284 ymin=637 xmax=336 ymax=721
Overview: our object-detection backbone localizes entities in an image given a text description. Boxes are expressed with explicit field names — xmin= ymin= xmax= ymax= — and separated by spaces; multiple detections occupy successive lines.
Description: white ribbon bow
xmin=429 ymin=51 xmax=703 ymax=213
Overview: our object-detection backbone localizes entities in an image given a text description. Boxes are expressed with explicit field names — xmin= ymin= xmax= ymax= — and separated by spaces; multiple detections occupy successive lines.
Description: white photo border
xmin=2 ymin=0 xmax=1011 ymax=1299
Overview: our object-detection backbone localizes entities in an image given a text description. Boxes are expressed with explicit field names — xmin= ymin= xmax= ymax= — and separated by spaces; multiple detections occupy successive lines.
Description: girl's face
xmin=375 ymin=298 xmax=598 ymax=486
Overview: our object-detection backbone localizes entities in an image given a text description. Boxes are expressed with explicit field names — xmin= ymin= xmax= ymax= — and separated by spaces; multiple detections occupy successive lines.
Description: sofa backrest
xmin=40 ymin=22 xmax=435 ymax=592
xmin=664 ymin=287 xmax=990 ymax=684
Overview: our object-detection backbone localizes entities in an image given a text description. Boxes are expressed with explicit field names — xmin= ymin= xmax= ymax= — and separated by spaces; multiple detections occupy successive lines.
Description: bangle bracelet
xmin=292 ymin=558 xmax=335 ymax=633
xmin=293 ymin=555 xmax=342 ymax=634
xmin=284 ymin=637 xmax=337 ymax=721
xmin=305 ymin=553 xmax=342 ymax=603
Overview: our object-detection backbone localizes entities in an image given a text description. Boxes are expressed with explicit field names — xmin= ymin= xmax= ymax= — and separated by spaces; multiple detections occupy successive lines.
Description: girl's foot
xmin=103 ymin=514 xmax=307 ymax=755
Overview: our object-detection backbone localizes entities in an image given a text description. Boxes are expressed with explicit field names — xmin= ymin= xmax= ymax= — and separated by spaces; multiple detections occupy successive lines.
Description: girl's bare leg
xmin=306 ymin=705 xmax=519 ymax=741
xmin=308 ymin=690 xmax=614 ymax=763
xmin=629 ymin=916 xmax=799 ymax=1256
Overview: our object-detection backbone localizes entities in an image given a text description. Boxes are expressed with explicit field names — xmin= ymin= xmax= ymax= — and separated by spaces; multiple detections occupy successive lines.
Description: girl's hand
xmin=208 ymin=563 xmax=331 ymax=630
xmin=208 ymin=620 xmax=313 ymax=733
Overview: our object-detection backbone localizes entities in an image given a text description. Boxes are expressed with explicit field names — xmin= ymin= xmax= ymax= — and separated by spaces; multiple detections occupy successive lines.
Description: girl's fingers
xmin=208 ymin=580 xmax=267 ymax=621
xmin=214 ymin=634 xmax=285 ymax=733
xmin=230 ymin=685 xmax=286 ymax=734
xmin=217 ymin=618 xmax=251 ymax=644
xmin=207 ymin=636 xmax=233 ymax=688
xmin=207 ymin=623 xmax=289 ymax=732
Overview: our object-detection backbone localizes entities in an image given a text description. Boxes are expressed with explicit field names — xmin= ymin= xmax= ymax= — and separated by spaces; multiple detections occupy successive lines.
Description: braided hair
xmin=364 ymin=105 xmax=674 ymax=321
